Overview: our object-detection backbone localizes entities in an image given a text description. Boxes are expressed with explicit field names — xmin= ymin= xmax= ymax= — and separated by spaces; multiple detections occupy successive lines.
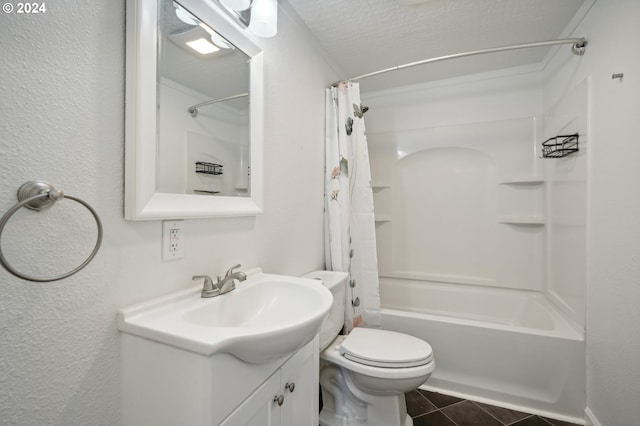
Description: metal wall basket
xmin=195 ymin=162 xmax=223 ymax=175
xmin=542 ymin=133 xmax=579 ymax=158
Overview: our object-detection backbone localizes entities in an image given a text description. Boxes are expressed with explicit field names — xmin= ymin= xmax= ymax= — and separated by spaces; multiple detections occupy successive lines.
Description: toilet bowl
xmin=303 ymin=271 xmax=435 ymax=426
xmin=320 ymin=329 xmax=434 ymax=426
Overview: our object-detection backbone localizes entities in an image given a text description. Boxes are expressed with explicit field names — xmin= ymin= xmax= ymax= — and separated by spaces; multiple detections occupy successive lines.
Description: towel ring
xmin=0 ymin=181 xmax=103 ymax=282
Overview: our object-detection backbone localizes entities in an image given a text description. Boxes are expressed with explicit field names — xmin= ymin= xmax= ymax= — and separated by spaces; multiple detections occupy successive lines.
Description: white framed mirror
xmin=125 ymin=0 xmax=264 ymax=220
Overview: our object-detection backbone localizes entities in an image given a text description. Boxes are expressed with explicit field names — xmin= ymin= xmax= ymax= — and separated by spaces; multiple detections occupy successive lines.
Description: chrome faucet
xmin=193 ymin=264 xmax=247 ymax=298
xmin=217 ymin=264 xmax=247 ymax=294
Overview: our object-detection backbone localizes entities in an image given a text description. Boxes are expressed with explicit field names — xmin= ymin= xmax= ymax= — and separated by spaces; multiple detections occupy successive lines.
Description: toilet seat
xmin=340 ymin=328 xmax=433 ymax=368
xmin=321 ymin=330 xmax=435 ymax=381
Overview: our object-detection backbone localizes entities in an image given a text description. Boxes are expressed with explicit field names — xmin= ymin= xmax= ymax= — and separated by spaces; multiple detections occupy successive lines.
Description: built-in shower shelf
xmin=498 ymin=176 xmax=544 ymax=185
xmin=498 ymin=216 xmax=545 ymax=225
xmin=375 ymin=214 xmax=392 ymax=222
xmin=372 ymin=183 xmax=392 ymax=189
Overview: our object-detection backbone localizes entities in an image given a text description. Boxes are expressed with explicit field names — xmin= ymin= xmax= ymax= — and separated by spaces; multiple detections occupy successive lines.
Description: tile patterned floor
xmin=406 ymin=389 xmax=581 ymax=426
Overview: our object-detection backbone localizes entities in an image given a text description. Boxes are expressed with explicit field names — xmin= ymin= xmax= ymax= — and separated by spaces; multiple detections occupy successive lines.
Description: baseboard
xmin=585 ymin=407 xmax=601 ymax=426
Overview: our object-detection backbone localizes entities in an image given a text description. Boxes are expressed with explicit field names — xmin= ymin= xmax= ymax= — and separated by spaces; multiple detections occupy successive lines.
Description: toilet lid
xmin=339 ymin=328 xmax=433 ymax=368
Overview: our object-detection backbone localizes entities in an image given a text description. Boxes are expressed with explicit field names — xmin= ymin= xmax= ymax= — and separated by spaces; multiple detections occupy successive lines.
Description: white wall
xmin=0 ymin=2 xmax=339 ymax=425
xmin=543 ymin=1 xmax=640 ymax=424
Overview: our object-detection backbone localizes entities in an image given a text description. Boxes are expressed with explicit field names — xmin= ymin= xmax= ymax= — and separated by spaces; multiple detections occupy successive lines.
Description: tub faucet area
xmin=193 ymin=264 xmax=247 ymax=298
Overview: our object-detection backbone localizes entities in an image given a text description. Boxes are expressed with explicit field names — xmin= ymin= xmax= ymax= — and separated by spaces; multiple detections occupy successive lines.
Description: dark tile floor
xmin=406 ymin=389 xmax=581 ymax=426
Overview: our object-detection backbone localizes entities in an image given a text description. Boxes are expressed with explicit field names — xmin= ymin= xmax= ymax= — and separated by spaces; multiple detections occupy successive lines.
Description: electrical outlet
xmin=162 ymin=220 xmax=184 ymax=261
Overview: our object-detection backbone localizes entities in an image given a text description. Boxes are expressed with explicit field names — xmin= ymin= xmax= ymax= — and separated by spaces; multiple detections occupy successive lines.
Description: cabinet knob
xmin=273 ymin=394 xmax=284 ymax=406
xmin=285 ymin=382 xmax=295 ymax=393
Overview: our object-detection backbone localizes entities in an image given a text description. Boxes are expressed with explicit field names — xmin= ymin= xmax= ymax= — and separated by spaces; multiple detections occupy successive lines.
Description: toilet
xmin=303 ymin=271 xmax=435 ymax=426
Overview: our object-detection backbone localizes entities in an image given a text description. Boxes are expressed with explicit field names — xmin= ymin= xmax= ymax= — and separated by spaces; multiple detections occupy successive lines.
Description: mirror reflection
xmin=156 ymin=0 xmax=251 ymax=197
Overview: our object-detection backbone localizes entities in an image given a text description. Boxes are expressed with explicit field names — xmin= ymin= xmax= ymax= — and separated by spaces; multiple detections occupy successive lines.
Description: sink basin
xmin=118 ymin=269 xmax=333 ymax=364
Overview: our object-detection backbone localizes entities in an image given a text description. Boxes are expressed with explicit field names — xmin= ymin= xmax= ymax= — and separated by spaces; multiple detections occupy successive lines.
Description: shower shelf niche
xmin=374 ymin=214 xmax=392 ymax=222
xmin=372 ymin=183 xmax=392 ymax=223
xmin=497 ymin=174 xmax=545 ymax=226
xmin=498 ymin=176 xmax=544 ymax=185
xmin=498 ymin=216 xmax=545 ymax=225
xmin=372 ymin=183 xmax=392 ymax=189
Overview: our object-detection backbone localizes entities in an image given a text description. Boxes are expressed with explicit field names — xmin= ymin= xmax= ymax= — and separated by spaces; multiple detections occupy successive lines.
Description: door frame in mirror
xmin=125 ymin=0 xmax=264 ymax=220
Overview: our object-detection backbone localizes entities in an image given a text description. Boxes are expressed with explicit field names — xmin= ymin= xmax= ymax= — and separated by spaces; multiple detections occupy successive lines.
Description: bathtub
xmin=379 ymin=277 xmax=585 ymax=424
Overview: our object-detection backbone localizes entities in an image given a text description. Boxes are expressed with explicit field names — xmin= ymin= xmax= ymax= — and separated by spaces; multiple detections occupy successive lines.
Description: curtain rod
xmin=331 ymin=37 xmax=587 ymax=87
xmin=188 ymin=92 xmax=249 ymax=118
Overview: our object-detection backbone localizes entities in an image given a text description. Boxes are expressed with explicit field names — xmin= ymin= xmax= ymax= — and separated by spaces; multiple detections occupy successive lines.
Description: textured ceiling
xmin=286 ymin=0 xmax=586 ymax=91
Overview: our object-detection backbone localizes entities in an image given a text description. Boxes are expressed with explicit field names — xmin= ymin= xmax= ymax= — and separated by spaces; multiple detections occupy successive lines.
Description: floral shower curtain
xmin=325 ymin=81 xmax=381 ymax=332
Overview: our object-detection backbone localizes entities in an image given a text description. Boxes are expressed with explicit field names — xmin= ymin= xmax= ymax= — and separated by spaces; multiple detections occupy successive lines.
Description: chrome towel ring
xmin=0 ymin=181 xmax=103 ymax=282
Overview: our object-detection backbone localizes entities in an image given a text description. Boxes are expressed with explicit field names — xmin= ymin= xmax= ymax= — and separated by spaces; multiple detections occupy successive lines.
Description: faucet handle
xmin=193 ymin=275 xmax=220 ymax=298
xmin=193 ymin=275 xmax=214 ymax=290
xmin=224 ymin=264 xmax=242 ymax=278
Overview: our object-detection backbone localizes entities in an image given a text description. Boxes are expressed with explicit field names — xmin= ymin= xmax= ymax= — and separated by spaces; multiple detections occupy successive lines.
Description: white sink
xmin=118 ymin=269 xmax=333 ymax=364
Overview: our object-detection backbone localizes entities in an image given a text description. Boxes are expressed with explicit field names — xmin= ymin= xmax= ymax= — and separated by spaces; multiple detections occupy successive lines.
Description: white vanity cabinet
xmin=220 ymin=339 xmax=316 ymax=425
xmin=121 ymin=333 xmax=319 ymax=426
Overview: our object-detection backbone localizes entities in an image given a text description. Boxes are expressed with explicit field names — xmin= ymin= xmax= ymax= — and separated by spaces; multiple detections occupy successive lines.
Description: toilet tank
xmin=302 ymin=270 xmax=348 ymax=350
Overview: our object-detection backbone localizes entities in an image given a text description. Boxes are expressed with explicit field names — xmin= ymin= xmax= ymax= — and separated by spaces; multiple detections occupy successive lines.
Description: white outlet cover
xmin=162 ymin=220 xmax=184 ymax=261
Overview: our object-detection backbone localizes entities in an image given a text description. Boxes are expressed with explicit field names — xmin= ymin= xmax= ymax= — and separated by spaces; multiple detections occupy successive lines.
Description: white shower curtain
xmin=325 ymin=82 xmax=381 ymax=332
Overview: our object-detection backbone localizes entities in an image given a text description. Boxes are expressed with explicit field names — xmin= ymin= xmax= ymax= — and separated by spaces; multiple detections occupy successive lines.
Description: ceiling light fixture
xmin=169 ymin=27 xmax=230 ymax=57
xmin=220 ymin=0 xmax=251 ymax=11
xmin=186 ymin=38 xmax=221 ymax=55
xmin=219 ymin=0 xmax=278 ymax=38
xmin=174 ymin=3 xmax=199 ymax=25
xmin=199 ymin=23 xmax=234 ymax=49
xmin=248 ymin=0 xmax=277 ymax=38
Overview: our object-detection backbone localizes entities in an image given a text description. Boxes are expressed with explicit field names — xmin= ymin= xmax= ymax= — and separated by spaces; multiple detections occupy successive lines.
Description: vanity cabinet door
xmin=217 ymin=340 xmax=316 ymax=426
xmin=219 ymin=372 xmax=281 ymax=426
xmin=281 ymin=340 xmax=315 ymax=426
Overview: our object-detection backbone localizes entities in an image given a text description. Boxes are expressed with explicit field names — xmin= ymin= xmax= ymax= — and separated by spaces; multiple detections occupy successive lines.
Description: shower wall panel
xmin=365 ymin=72 xmax=546 ymax=292
xmin=542 ymin=78 xmax=588 ymax=329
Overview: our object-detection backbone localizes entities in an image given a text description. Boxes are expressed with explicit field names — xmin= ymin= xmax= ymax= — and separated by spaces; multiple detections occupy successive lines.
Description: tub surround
xmin=365 ymin=49 xmax=587 ymax=421
xmin=366 ymin=71 xmax=587 ymax=329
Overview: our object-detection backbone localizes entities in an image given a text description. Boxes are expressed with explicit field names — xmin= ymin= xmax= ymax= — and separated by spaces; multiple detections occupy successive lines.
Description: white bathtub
xmin=379 ymin=277 xmax=585 ymax=424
